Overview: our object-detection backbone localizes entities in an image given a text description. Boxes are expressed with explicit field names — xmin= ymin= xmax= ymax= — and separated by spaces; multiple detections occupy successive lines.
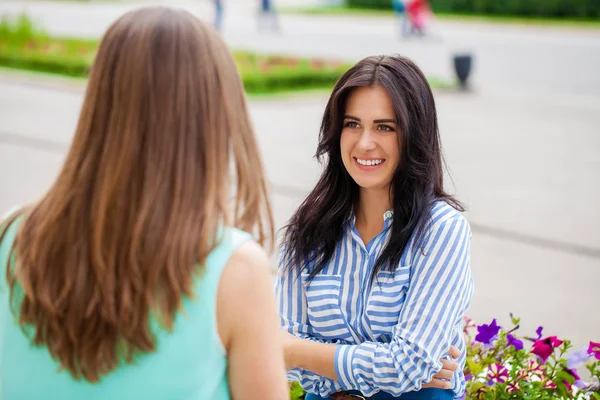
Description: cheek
xmin=340 ymin=131 xmax=353 ymax=160
xmin=385 ymin=136 xmax=400 ymax=167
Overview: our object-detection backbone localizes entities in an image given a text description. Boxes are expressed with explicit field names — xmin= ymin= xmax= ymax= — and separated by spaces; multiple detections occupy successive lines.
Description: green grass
xmin=0 ymin=13 xmax=452 ymax=94
xmin=0 ymin=42 xmax=352 ymax=95
xmin=281 ymin=5 xmax=600 ymax=29
xmin=0 ymin=14 xmax=353 ymax=95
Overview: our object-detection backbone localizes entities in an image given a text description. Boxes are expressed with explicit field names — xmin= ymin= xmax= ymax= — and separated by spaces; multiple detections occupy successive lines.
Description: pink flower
xmin=487 ymin=363 xmax=509 ymax=384
xmin=544 ymin=380 xmax=557 ymax=389
xmin=532 ymin=336 xmax=563 ymax=362
xmin=507 ymin=382 xmax=521 ymax=393
xmin=588 ymin=341 xmax=600 ymax=360
xmin=517 ymin=360 xmax=545 ymax=382
xmin=526 ymin=359 xmax=544 ymax=377
xmin=463 ymin=317 xmax=476 ymax=334
xmin=563 ymin=368 xmax=582 ymax=392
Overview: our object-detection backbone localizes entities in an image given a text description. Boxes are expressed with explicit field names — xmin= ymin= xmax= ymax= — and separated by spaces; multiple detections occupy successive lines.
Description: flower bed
xmin=289 ymin=316 xmax=600 ymax=399
xmin=0 ymin=14 xmax=351 ymax=95
xmin=462 ymin=315 xmax=599 ymax=399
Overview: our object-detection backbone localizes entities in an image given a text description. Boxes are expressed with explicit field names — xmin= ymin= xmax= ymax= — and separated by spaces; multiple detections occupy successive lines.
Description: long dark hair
xmin=282 ymin=55 xmax=463 ymax=280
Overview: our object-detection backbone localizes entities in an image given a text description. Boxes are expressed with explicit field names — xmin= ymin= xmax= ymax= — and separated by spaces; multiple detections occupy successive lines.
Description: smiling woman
xmin=277 ymin=55 xmax=473 ymax=400
xmin=341 ymin=85 xmax=400 ymax=195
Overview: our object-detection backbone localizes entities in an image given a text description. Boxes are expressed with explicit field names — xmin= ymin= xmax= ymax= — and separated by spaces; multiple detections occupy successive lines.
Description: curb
xmin=0 ymin=68 xmax=86 ymax=93
xmin=0 ymin=67 xmax=334 ymax=101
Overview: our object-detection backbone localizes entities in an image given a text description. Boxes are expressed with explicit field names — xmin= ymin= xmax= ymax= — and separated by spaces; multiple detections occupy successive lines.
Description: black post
xmin=453 ymin=53 xmax=473 ymax=91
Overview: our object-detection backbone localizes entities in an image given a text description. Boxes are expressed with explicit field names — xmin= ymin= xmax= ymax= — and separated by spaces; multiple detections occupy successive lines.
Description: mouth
xmin=354 ymin=157 xmax=385 ymax=170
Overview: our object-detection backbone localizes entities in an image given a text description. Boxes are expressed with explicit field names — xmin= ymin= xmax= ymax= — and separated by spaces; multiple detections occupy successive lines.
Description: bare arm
xmin=217 ymin=241 xmax=289 ymax=400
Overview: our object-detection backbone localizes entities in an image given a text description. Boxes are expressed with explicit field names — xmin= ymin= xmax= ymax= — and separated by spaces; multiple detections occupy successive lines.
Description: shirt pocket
xmin=366 ymin=266 xmax=410 ymax=341
xmin=301 ymin=273 xmax=353 ymax=341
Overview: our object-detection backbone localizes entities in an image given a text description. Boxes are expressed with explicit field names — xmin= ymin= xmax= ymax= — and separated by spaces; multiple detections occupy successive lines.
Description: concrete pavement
xmin=0 ymin=1 xmax=599 ymax=346
xmin=1 ymin=0 xmax=600 ymax=98
xmin=1 ymin=75 xmax=598 ymax=347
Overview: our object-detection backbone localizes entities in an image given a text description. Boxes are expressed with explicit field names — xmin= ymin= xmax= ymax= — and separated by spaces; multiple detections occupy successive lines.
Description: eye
xmin=344 ymin=121 xmax=360 ymax=129
xmin=378 ymin=124 xmax=395 ymax=132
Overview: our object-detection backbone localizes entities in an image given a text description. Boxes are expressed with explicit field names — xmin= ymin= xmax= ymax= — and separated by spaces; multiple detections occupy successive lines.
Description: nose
xmin=356 ymin=129 xmax=377 ymax=152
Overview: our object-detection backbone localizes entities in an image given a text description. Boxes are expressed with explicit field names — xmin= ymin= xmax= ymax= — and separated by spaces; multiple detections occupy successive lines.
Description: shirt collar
xmin=347 ymin=209 xmax=394 ymax=227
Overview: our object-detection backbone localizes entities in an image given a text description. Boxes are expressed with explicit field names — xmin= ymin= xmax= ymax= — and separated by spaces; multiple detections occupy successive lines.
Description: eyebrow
xmin=343 ymin=115 xmax=396 ymax=124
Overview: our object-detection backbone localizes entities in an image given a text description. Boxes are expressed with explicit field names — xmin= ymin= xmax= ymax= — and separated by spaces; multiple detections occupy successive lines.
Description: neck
xmin=355 ymin=186 xmax=392 ymax=229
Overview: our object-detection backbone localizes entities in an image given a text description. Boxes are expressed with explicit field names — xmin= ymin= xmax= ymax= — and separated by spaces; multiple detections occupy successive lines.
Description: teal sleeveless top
xmin=0 ymin=215 xmax=252 ymax=400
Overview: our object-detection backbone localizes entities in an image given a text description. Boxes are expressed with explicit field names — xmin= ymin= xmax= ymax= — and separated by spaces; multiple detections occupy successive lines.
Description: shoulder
xmin=409 ymin=202 xmax=472 ymax=268
xmin=228 ymin=239 xmax=271 ymax=273
xmin=217 ymin=237 xmax=275 ymax=348
xmin=416 ymin=201 xmax=471 ymax=249
xmin=426 ymin=201 xmax=469 ymax=231
xmin=1 ymin=206 xmax=21 ymax=221
xmin=221 ymin=237 xmax=272 ymax=295
xmin=0 ymin=206 xmax=25 ymax=251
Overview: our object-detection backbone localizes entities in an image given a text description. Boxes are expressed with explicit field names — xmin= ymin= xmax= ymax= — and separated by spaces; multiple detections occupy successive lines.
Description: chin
xmin=353 ymin=179 xmax=389 ymax=191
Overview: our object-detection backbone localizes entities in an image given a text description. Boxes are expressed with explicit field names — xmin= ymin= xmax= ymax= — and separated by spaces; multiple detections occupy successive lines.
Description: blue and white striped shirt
xmin=276 ymin=201 xmax=474 ymax=398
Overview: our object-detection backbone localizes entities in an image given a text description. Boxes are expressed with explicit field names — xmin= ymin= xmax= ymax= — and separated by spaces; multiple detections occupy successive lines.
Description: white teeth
xmin=356 ymin=158 xmax=383 ymax=166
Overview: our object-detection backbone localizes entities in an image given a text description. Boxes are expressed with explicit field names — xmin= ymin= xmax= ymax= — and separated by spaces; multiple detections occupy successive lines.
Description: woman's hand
xmin=422 ymin=345 xmax=461 ymax=389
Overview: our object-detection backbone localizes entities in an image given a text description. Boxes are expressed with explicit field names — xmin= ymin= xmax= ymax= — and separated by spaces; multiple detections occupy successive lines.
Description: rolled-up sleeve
xmin=334 ymin=215 xmax=474 ymax=397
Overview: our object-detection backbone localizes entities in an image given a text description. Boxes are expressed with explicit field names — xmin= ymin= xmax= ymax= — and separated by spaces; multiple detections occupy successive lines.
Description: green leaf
xmin=289 ymin=382 xmax=305 ymax=400
xmin=468 ymin=359 xmax=484 ymax=376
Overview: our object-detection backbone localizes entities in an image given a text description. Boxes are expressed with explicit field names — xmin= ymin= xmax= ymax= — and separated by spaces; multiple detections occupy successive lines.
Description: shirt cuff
xmin=334 ymin=344 xmax=358 ymax=390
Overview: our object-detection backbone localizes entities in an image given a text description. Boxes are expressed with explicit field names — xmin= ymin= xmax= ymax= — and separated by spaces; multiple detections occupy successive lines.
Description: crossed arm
xmin=275 ymin=215 xmax=474 ymax=398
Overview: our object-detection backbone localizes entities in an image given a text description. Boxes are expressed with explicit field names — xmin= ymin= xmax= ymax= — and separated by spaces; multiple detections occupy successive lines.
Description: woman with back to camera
xmin=0 ymin=7 xmax=288 ymax=400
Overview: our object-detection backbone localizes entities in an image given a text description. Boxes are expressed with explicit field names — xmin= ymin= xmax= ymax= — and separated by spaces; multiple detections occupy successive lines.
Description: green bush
xmin=346 ymin=0 xmax=600 ymax=18
xmin=347 ymin=0 xmax=392 ymax=9
xmin=0 ymin=14 xmax=351 ymax=95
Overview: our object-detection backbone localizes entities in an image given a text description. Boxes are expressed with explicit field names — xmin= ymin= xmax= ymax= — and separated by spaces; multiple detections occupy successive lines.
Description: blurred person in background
xmin=406 ymin=0 xmax=431 ymax=36
xmin=392 ymin=0 xmax=409 ymax=38
xmin=276 ymin=55 xmax=473 ymax=400
xmin=0 ymin=6 xmax=287 ymax=400
xmin=258 ymin=0 xmax=280 ymax=33
xmin=214 ymin=0 xmax=224 ymax=31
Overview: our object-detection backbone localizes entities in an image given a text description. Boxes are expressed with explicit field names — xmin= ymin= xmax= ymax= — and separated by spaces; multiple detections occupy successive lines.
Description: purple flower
xmin=566 ymin=368 xmax=582 ymax=390
xmin=574 ymin=380 xmax=587 ymax=390
xmin=580 ymin=376 xmax=600 ymax=392
xmin=536 ymin=326 xmax=544 ymax=339
xmin=465 ymin=374 xmax=473 ymax=382
xmin=570 ymin=368 xmax=587 ymax=390
xmin=507 ymin=334 xmax=524 ymax=351
xmin=569 ymin=369 xmax=580 ymax=381
xmin=475 ymin=319 xmax=501 ymax=346
xmin=568 ymin=348 xmax=592 ymax=370
xmin=527 ymin=326 xmax=544 ymax=342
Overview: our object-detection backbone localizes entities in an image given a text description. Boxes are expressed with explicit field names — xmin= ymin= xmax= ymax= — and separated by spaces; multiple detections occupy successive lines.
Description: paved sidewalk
xmin=1 ymin=0 xmax=599 ymax=346
xmin=1 ymin=75 xmax=598 ymax=347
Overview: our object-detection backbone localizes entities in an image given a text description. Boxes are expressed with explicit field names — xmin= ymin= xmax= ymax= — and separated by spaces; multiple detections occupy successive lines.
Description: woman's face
xmin=340 ymin=85 xmax=400 ymax=192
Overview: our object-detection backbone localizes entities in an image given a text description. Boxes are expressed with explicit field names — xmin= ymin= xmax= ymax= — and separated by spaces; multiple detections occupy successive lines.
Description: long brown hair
xmin=1 ymin=6 xmax=273 ymax=382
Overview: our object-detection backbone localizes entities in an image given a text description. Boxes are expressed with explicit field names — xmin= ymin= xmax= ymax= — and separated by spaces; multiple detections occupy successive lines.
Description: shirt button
xmin=384 ymin=211 xmax=393 ymax=219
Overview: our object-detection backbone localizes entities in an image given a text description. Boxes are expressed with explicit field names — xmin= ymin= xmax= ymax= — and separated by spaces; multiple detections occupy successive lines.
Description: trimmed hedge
xmin=0 ymin=14 xmax=350 ymax=95
xmin=0 ymin=46 xmax=348 ymax=94
xmin=346 ymin=0 xmax=600 ymax=18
